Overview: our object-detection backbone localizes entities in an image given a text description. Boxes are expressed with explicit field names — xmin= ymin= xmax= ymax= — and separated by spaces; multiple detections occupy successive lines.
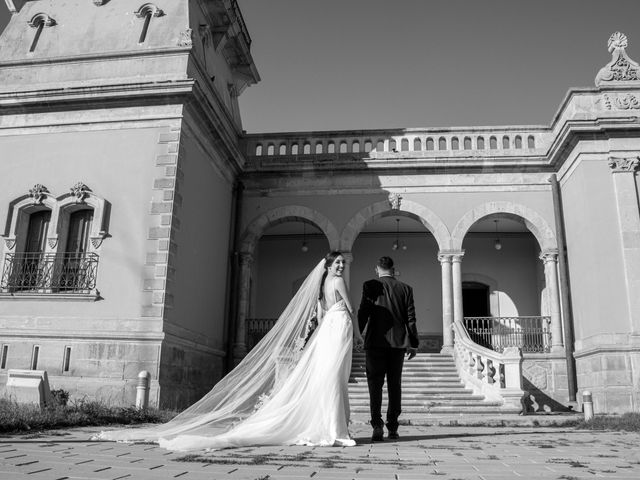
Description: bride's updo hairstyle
xmin=319 ymin=251 xmax=343 ymax=301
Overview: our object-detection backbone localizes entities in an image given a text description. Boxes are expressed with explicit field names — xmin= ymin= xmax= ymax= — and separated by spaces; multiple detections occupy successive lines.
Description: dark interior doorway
xmin=462 ymin=281 xmax=490 ymax=317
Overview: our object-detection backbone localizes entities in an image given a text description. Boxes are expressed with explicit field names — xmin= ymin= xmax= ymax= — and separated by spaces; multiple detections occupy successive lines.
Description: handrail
xmin=452 ymin=320 xmax=525 ymax=411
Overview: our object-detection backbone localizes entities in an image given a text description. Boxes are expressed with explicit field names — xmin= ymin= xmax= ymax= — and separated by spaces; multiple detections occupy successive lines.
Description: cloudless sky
xmin=3 ymin=1 xmax=640 ymax=133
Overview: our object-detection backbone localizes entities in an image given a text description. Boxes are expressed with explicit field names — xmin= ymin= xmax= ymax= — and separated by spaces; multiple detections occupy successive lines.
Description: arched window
xmin=401 ymin=138 xmax=409 ymax=151
xmin=376 ymin=140 xmax=384 ymax=152
xmin=279 ymin=144 xmax=287 ymax=155
xmin=413 ymin=138 xmax=422 ymax=151
xmin=439 ymin=137 xmax=447 ymax=150
xmin=477 ymin=137 xmax=485 ymax=150
xmin=291 ymin=144 xmax=299 ymax=155
xmin=489 ymin=136 xmax=497 ymax=149
xmin=528 ymin=135 xmax=535 ymax=149
xmin=389 ymin=139 xmax=397 ymax=152
xmin=451 ymin=137 xmax=459 ymax=150
xmin=364 ymin=141 xmax=372 ymax=152
xmin=352 ymin=141 xmax=360 ymax=153
xmin=339 ymin=141 xmax=348 ymax=153
xmin=315 ymin=142 xmax=323 ymax=154
xmin=267 ymin=144 xmax=275 ymax=156
xmin=303 ymin=143 xmax=311 ymax=154
xmin=426 ymin=138 xmax=434 ymax=150
xmin=502 ymin=136 xmax=510 ymax=149
xmin=464 ymin=137 xmax=472 ymax=150
xmin=514 ymin=136 xmax=522 ymax=149
xmin=327 ymin=142 xmax=335 ymax=154
xmin=255 ymin=144 xmax=263 ymax=156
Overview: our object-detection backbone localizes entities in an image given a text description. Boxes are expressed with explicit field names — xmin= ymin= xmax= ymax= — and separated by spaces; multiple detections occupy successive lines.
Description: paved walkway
xmin=1 ymin=422 xmax=639 ymax=480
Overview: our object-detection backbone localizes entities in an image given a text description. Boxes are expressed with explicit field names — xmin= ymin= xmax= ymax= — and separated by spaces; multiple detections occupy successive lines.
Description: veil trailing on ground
xmin=96 ymin=259 xmax=326 ymax=443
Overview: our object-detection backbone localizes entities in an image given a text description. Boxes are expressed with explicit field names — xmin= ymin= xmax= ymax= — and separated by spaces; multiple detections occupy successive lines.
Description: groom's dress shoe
xmin=371 ymin=426 xmax=384 ymax=442
xmin=388 ymin=430 xmax=399 ymax=440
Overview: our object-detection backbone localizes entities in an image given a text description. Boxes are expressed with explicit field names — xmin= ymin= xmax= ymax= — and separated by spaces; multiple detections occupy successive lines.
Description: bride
xmin=96 ymin=251 xmax=364 ymax=451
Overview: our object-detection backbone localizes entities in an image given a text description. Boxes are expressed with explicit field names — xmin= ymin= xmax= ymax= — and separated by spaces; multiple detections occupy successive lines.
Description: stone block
xmin=141 ymin=305 xmax=163 ymax=317
xmin=150 ymin=202 xmax=172 ymax=214
xmin=143 ymin=278 xmax=165 ymax=291
xmin=159 ymin=132 xmax=180 ymax=143
xmin=148 ymin=226 xmax=171 ymax=239
xmin=156 ymin=154 xmax=177 ymax=165
xmin=6 ymin=369 xmax=52 ymax=407
xmin=154 ymin=178 xmax=175 ymax=189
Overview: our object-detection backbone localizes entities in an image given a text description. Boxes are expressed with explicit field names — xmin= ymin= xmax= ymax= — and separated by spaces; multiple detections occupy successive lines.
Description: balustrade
xmin=452 ymin=320 xmax=525 ymax=410
xmin=463 ymin=316 xmax=552 ymax=353
xmin=245 ymin=318 xmax=278 ymax=350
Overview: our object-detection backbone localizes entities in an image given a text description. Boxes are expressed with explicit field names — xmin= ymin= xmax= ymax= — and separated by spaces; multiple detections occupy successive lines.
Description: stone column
xmin=540 ymin=250 xmax=564 ymax=352
xmin=438 ymin=253 xmax=454 ymax=353
xmin=451 ymin=251 xmax=465 ymax=326
xmin=609 ymin=157 xmax=640 ymax=333
xmin=233 ymin=252 xmax=253 ymax=364
xmin=341 ymin=251 xmax=353 ymax=291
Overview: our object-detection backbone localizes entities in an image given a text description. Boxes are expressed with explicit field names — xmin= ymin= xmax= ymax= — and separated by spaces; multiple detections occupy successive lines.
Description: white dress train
xmin=159 ymin=299 xmax=355 ymax=452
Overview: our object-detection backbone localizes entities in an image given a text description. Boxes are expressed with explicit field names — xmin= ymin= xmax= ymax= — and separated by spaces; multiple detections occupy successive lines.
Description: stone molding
xmin=177 ymin=28 xmax=193 ymax=47
xmin=595 ymin=32 xmax=640 ymax=87
xmin=339 ymin=198 xmax=450 ymax=251
xmin=539 ymin=250 xmax=559 ymax=263
xmin=602 ymin=92 xmax=640 ymax=110
xmin=451 ymin=201 xmax=557 ymax=251
xmin=608 ymin=157 xmax=639 ymax=173
xmin=239 ymin=206 xmax=340 ymax=253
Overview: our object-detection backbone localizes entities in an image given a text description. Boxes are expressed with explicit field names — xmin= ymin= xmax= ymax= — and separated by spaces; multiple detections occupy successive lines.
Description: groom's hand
xmin=406 ymin=348 xmax=417 ymax=360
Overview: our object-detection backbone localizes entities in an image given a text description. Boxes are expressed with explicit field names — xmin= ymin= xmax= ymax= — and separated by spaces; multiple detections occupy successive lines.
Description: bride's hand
xmin=354 ymin=333 xmax=364 ymax=351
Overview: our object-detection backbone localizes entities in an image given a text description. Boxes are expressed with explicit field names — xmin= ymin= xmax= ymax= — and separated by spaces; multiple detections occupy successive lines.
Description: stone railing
xmin=243 ymin=128 xmax=550 ymax=162
xmin=452 ymin=319 xmax=525 ymax=411
xmin=464 ymin=316 xmax=552 ymax=353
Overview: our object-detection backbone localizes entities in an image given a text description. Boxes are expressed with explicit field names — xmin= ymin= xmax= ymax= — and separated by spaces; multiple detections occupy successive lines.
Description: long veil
xmin=97 ymin=259 xmax=326 ymax=442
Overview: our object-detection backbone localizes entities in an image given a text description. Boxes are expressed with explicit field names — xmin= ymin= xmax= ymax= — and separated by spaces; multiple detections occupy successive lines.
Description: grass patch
xmin=0 ymin=398 xmax=176 ymax=434
xmin=575 ymin=413 xmax=640 ymax=432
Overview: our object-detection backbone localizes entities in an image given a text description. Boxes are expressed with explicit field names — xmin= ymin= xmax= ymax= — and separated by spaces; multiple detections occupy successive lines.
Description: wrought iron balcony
xmin=463 ymin=316 xmax=552 ymax=354
xmin=1 ymin=252 xmax=99 ymax=295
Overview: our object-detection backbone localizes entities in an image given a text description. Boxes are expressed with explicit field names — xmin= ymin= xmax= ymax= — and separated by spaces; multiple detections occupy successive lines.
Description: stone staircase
xmin=349 ymin=352 xmax=518 ymax=415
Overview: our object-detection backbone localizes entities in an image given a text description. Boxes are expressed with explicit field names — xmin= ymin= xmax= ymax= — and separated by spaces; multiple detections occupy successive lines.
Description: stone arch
xmin=451 ymin=201 xmax=557 ymax=251
xmin=239 ymin=205 xmax=340 ymax=253
xmin=340 ymin=199 xmax=450 ymax=251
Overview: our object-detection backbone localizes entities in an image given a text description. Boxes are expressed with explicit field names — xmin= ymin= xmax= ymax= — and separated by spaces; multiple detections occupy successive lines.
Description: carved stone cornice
xmin=595 ymin=32 xmax=640 ymax=86
xmin=608 ymin=157 xmax=640 ymax=173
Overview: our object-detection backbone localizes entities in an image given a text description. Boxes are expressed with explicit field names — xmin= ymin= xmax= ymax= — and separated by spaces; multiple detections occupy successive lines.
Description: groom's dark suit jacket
xmin=357 ymin=276 xmax=419 ymax=350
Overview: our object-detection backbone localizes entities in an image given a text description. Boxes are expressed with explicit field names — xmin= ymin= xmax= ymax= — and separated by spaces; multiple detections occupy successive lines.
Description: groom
xmin=357 ymin=256 xmax=419 ymax=441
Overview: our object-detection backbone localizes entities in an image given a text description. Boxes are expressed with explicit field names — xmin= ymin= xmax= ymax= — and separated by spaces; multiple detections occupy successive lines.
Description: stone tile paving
xmin=0 ymin=423 xmax=639 ymax=480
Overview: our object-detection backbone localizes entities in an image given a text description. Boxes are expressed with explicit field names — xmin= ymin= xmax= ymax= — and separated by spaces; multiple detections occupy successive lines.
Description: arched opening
xmin=350 ymin=212 xmax=442 ymax=352
xmin=247 ymin=220 xmax=330 ymax=350
xmin=413 ymin=138 xmax=421 ymax=151
xmin=460 ymin=214 xmax=550 ymax=353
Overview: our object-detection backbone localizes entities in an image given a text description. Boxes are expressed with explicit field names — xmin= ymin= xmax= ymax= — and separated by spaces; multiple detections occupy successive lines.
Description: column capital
xmin=437 ymin=252 xmax=452 ymax=263
xmin=608 ymin=156 xmax=640 ymax=173
xmin=539 ymin=249 xmax=558 ymax=263
xmin=448 ymin=250 xmax=465 ymax=263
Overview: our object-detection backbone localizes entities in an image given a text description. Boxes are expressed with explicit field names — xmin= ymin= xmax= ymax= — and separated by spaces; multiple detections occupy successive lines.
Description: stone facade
xmin=0 ymin=3 xmax=639 ymax=413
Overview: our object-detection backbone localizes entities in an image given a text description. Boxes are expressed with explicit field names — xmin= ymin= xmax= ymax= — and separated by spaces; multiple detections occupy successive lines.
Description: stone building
xmin=0 ymin=1 xmax=639 ymax=413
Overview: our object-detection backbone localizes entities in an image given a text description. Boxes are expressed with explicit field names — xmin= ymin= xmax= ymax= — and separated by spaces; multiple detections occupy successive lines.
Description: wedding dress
xmin=95 ymin=260 xmax=356 ymax=452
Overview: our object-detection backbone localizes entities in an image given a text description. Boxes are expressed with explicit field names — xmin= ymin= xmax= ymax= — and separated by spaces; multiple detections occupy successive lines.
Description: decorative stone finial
xmin=388 ymin=193 xmax=402 ymax=210
xmin=70 ymin=182 xmax=92 ymax=202
xmin=28 ymin=184 xmax=49 ymax=204
xmin=595 ymin=32 xmax=640 ymax=86
xmin=177 ymin=28 xmax=193 ymax=47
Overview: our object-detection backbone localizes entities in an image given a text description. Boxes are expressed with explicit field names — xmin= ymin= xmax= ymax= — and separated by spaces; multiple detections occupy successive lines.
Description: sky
xmin=2 ymin=1 xmax=640 ymax=133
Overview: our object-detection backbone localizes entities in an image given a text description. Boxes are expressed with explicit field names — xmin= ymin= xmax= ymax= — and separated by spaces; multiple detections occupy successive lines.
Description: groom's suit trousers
xmin=365 ymin=347 xmax=405 ymax=430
